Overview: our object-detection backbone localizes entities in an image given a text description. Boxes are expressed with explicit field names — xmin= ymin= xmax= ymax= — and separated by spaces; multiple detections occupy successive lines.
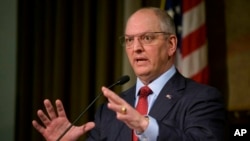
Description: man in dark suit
xmin=32 ymin=7 xmax=225 ymax=141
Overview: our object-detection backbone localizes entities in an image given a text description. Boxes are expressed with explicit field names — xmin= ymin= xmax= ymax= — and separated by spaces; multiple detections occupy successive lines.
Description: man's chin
xmin=134 ymin=71 xmax=151 ymax=79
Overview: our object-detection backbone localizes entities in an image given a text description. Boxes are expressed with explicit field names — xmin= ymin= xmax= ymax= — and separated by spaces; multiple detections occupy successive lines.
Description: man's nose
xmin=133 ymin=37 xmax=144 ymax=52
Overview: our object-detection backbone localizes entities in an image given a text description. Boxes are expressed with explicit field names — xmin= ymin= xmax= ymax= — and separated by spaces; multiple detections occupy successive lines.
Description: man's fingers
xmin=107 ymin=102 xmax=127 ymax=114
xmin=55 ymin=99 xmax=67 ymax=117
xmin=102 ymin=87 xmax=133 ymax=116
xmin=32 ymin=120 xmax=45 ymax=134
xmin=37 ymin=109 xmax=51 ymax=126
xmin=83 ymin=122 xmax=95 ymax=132
xmin=102 ymin=86 xmax=124 ymax=105
xmin=44 ymin=99 xmax=57 ymax=120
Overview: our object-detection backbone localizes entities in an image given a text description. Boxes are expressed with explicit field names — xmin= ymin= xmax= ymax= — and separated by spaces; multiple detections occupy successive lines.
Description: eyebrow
xmin=124 ymin=31 xmax=164 ymax=37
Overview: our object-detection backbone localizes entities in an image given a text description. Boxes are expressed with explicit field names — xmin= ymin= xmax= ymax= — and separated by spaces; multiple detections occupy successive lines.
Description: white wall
xmin=0 ymin=0 xmax=17 ymax=140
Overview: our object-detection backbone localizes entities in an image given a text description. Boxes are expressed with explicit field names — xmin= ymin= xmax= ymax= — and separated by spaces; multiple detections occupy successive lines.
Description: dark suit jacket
xmin=87 ymin=71 xmax=225 ymax=141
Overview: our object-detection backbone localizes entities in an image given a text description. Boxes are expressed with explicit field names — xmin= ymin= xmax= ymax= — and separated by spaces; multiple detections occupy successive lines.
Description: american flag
xmin=161 ymin=0 xmax=209 ymax=84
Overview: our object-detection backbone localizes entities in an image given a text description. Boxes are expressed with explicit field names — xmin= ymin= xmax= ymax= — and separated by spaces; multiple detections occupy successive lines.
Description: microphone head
xmin=117 ymin=75 xmax=130 ymax=85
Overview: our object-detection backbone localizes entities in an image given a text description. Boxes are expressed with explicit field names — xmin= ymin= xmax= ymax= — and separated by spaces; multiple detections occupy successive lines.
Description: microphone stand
xmin=56 ymin=75 xmax=129 ymax=141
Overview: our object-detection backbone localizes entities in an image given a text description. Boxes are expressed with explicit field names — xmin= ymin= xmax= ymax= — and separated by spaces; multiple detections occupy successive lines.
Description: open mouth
xmin=136 ymin=58 xmax=147 ymax=62
xmin=135 ymin=57 xmax=148 ymax=64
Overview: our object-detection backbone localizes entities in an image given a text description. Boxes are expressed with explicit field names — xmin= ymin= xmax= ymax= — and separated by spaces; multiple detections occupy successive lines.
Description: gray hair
xmin=137 ymin=7 xmax=176 ymax=35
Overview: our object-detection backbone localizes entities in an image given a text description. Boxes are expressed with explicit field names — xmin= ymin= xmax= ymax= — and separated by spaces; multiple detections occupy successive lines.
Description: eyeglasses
xmin=119 ymin=32 xmax=170 ymax=47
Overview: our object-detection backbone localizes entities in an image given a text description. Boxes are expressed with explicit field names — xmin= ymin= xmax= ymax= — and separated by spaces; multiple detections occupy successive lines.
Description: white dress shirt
xmin=134 ymin=65 xmax=176 ymax=141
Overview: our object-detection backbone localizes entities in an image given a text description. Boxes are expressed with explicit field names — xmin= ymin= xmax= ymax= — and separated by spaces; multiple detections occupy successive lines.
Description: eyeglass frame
xmin=119 ymin=32 xmax=172 ymax=47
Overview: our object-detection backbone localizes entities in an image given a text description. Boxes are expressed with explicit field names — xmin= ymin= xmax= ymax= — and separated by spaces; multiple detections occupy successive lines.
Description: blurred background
xmin=0 ymin=0 xmax=249 ymax=140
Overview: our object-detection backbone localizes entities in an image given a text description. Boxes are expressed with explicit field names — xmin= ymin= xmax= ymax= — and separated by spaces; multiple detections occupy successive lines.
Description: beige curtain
xmin=16 ymin=0 xmax=125 ymax=140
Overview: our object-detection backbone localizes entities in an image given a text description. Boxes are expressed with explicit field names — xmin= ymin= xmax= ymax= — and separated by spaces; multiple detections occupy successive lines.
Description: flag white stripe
xmin=181 ymin=42 xmax=208 ymax=78
xmin=182 ymin=1 xmax=205 ymax=37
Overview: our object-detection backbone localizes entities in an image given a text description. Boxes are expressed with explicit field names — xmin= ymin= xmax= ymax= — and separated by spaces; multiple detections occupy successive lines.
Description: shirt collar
xmin=136 ymin=65 xmax=176 ymax=96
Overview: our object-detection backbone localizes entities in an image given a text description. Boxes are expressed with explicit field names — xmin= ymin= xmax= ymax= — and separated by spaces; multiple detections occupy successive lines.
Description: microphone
xmin=56 ymin=75 xmax=130 ymax=141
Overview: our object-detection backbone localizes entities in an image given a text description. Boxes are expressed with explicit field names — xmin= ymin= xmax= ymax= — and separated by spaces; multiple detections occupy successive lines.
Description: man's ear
xmin=168 ymin=35 xmax=177 ymax=56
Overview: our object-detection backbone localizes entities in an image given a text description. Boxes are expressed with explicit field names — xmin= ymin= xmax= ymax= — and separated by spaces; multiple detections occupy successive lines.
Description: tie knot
xmin=139 ymin=86 xmax=152 ymax=97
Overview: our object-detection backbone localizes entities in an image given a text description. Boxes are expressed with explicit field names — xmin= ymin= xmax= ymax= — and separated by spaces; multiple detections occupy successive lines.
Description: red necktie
xmin=132 ymin=86 xmax=152 ymax=141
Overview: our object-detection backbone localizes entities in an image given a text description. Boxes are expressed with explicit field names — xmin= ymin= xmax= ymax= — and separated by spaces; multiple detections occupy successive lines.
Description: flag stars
xmin=175 ymin=5 xmax=181 ymax=14
xmin=177 ymin=26 xmax=182 ymax=34
xmin=167 ymin=5 xmax=180 ymax=18
xmin=167 ymin=9 xmax=175 ymax=18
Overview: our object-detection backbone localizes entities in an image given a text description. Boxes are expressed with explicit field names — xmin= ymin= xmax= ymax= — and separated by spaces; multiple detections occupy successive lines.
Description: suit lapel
xmin=109 ymin=121 xmax=132 ymax=141
xmin=109 ymin=73 xmax=186 ymax=140
xmin=149 ymin=71 xmax=185 ymax=120
xmin=109 ymin=86 xmax=136 ymax=141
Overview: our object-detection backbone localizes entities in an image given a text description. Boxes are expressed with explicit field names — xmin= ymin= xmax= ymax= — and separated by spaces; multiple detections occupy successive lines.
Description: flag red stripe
xmin=182 ymin=0 xmax=203 ymax=13
xmin=191 ymin=65 xmax=209 ymax=83
xmin=181 ymin=24 xmax=206 ymax=58
xmin=164 ymin=0 xmax=209 ymax=84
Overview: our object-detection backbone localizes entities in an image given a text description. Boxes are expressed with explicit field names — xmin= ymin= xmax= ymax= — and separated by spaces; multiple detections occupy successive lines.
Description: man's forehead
xmin=128 ymin=9 xmax=156 ymax=23
xmin=125 ymin=10 xmax=160 ymax=34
